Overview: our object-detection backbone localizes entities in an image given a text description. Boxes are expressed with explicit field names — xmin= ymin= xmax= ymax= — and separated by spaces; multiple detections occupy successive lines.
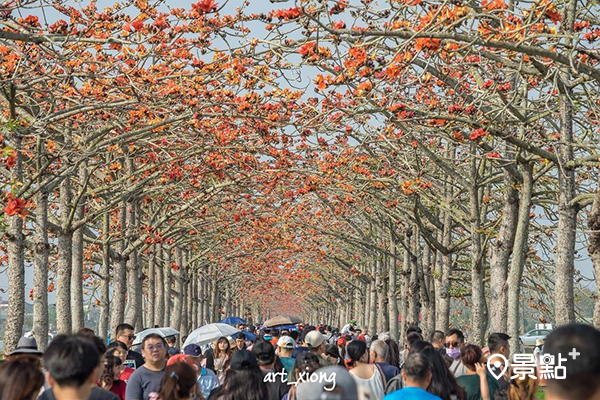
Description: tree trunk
xmin=124 ymin=202 xmax=141 ymax=329
xmin=489 ymin=157 xmax=519 ymax=333
xmin=408 ymin=229 xmax=420 ymax=327
xmin=4 ymin=114 xmax=25 ymax=352
xmin=210 ymin=267 xmax=219 ymax=322
xmin=368 ymin=259 xmax=378 ymax=336
xmin=420 ymin=244 xmax=435 ymax=339
xmin=33 ymin=186 xmax=49 ymax=350
xmin=400 ymin=244 xmax=410 ymax=344
xmin=187 ymin=271 xmax=194 ymax=331
xmin=554 ymin=87 xmax=576 ymax=325
xmin=110 ymin=204 xmax=127 ymax=334
xmin=204 ymin=270 xmax=211 ymax=324
xmin=364 ymin=264 xmax=371 ymax=331
xmin=589 ymin=173 xmax=600 ymax=327
xmin=134 ymin=203 xmax=143 ymax=331
xmin=388 ymin=228 xmax=399 ymax=340
xmin=508 ymin=162 xmax=533 ymax=353
xmin=191 ymin=271 xmax=198 ymax=329
xmin=225 ymin=286 xmax=232 ymax=318
xmin=148 ymin=244 xmax=156 ymax=327
xmin=71 ymin=163 xmax=86 ymax=332
xmin=173 ymin=248 xmax=184 ymax=330
xmin=199 ymin=271 xmax=206 ymax=325
xmin=125 ymin=249 xmax=142 ymax=330
xmin=376 ymin=256 xmax=386 ymax=334
xmin=163 ymin=246 xmax=172 ymax=326
xmin=181 ymin=270 xmax=189 ymax=342
xmin=56 ymin=173 xmax=73 ymax=334
xmin=155 ymin=243 xmax=165 ymax=327
xmin=469 ymin=151 xmax=484 ymax=346
xmin=98 ymin=213 xmax=110 ymax=340
xmin=436 ymin=190 xmax=453 ymax=331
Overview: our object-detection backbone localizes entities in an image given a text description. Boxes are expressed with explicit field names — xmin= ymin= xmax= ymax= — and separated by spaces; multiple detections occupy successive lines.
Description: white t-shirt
xmin=450 ymin=358 xmax=467 ymax=378
xmin=350 ymin=365 xmax=385 ymax=400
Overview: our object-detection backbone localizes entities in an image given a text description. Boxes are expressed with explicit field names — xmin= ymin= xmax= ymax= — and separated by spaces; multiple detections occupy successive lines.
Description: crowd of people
xmin=0 ymin=320 xmax=599 ymax=400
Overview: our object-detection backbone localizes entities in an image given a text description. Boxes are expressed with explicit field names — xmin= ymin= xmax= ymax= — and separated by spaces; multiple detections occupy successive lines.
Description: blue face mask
xmin=446 ymin=347 xmax=461 ymax=359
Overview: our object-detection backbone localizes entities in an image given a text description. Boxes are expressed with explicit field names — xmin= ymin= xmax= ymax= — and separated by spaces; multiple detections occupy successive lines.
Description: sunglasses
xmin=445 ymin=341 xmax=460 ymax=348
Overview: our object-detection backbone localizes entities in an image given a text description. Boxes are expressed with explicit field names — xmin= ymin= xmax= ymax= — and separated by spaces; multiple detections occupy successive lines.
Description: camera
xmin=541 ymin=354 xmax=555 ymax=365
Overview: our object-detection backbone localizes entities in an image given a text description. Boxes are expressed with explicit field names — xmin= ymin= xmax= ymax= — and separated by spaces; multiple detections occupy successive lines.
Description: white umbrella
xmin=183 ymin=323 xmax=239 ymax=347
xmin=133 ymin=327 xmax=180 ymax=346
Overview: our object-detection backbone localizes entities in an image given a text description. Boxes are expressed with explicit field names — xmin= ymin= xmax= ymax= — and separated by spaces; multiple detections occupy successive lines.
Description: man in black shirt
xmin=40 ymin=334 xmax=118 ymax=400
xmin=115 ymin=323 xmax=145 ymax=369
xmin=252 ymin=340 xmax=290 ymax=400
xmin=487 ymin=333 xmax=511 ymax=391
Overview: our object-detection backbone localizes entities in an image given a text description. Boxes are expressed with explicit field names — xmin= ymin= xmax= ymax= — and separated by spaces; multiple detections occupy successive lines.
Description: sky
xmin=0 ymin=0 xmax=596 ymax=305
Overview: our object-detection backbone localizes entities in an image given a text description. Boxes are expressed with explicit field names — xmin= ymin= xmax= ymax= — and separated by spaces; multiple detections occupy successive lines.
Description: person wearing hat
xmin=252 ymin=340 xmax=290 ymax=400
xmin=171 ymin=345 xmax=219 ymax=399
xmin=305 ymin=330 xmax=333 ymax=367
xmin=5 ymin=336 xmax=43 ymax=359
xmin=6 ymin=336 xmax=51 ymax=391
xmin=533 ymin=337 xmax=544 ymax=365
xmin=342 ymin=320 xmax=357 ymax=335
xmin=207 ymin=350 xmax=269 ymax=400
xmin=276 ymin=336 xmax=296 ymax=378
xmin=337 ymin=337 xmax=348 ymax=362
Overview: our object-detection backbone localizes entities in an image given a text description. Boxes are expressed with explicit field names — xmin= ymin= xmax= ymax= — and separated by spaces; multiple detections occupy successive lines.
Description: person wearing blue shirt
xmin=384 ymin=353 xmax=441 ymax=400
xmin=371 ymin=340 xmax=401 ymax=382
xmin=182 ymin=344 xmax=220 ymax=399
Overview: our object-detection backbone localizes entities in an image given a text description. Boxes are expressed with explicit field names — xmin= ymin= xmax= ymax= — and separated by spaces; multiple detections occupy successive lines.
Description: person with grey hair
xmin=383 ymin=353 xmax=441 ymax=400
xmin=296 ymin=365 xmax=359 ymax=400
xmin=429 ymin=331 xmax=446 ymax=356
xmin=378 ymin=332 xmax=391 ymax=342
xmin=370 ymin=340 xmax=400 ymax=382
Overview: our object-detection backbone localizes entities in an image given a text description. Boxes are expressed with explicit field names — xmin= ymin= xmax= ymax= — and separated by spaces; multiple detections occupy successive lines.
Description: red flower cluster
xmin=273 ymin=7 xmax=301 ymax=20
xmin=469 ymin=128 xmax=489 ymax=141
xmin=298 ymin=42 xmax=317 ymax=57
xmin=4 ymin=193 xmax=28 ymax=218
xmin=192 ymin=0 xmax=217 ymax=15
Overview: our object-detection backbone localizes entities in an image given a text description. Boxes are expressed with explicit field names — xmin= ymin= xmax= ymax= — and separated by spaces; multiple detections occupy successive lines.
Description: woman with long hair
xmin=420 ymin=346 xmax=465 ymax=400
xmin=208 ymin=350 xmax=269 ymax=400
xmin=100 ymin=355 xmax=126 ymax=400
xmin=456 ymin=344 xmax=498 ymax=400
xmin=106 ymin=341 xmax=136 ymax=382
xmin=385 ymin=338 xmax=400 ymax=368
xmin=158 ymin=362 xmax=200 ymax=400
xmin=0 ymin=358 xmax=45 ymax=400
xmin=324 ymin=344 xmax=343 ymax=366
xmin=346 ymin=340 xmax=385 ymax=400
xmin=208 ymin=337 xmax=232 ymax=383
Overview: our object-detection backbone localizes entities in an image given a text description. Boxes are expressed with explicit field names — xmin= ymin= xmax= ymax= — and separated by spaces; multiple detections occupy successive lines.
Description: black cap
xmin=252 ymin=340 xmax=275 ymax=363
xmin=230 ymin=350 xmax=258 ymax=370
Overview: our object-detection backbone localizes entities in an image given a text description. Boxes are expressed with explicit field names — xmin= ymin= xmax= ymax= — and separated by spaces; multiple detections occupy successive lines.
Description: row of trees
xmin=1 ymin=0 xmax=599 ymax=353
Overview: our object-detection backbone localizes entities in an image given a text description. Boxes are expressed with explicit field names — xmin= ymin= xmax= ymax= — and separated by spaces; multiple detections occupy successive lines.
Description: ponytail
xmin=158 ymin=363 xmax=197 ymax=400
xmin=346 ymin=340 xmax=367 ymax=369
